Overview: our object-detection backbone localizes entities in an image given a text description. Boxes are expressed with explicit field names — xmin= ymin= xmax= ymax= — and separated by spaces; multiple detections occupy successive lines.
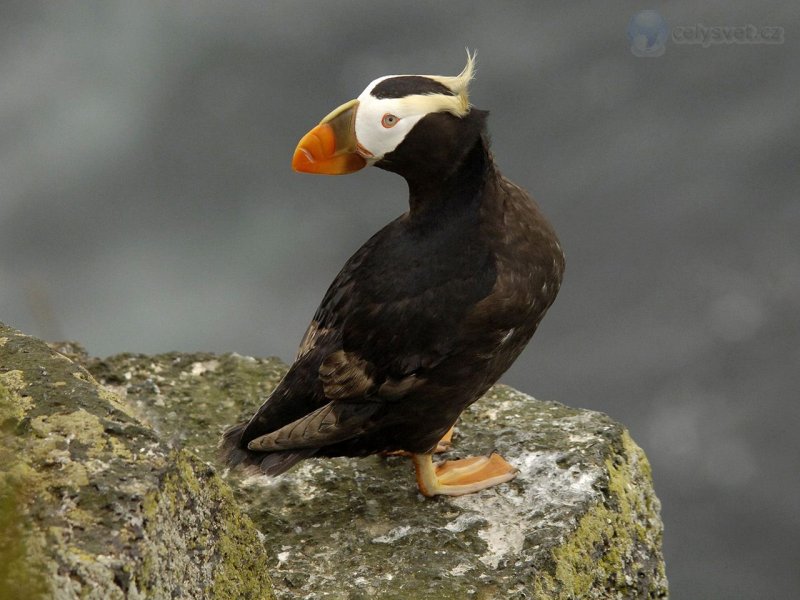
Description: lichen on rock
xmin=1 ymin=319 xmax=667 ymax=598
xmin=0 ymin=322 xmax=275 ymax=600
xmin=89 ymin=346 xmax=669 ymax=599
xmin=0 ymin=380 xmax=50 ymax=600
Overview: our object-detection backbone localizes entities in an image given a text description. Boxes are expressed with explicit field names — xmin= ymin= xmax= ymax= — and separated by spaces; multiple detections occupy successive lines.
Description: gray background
xmin=1 ymin=2 xmax=798 ymax=597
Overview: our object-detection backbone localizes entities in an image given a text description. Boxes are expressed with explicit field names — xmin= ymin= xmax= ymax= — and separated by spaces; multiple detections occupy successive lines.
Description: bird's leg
xmin=412 ymin=452 xmax=518 ymax=497
xmin=383 ymin=425 xmax=456 ymax=457
xmin=433 ymin=425 xmax=455 ymax=453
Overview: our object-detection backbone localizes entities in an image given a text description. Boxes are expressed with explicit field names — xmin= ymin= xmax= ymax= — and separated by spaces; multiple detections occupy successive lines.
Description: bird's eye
xmin=381 ymin=113 xmax=400 ymax=128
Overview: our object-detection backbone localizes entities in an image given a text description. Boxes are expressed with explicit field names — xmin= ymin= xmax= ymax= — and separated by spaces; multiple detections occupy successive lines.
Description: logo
xmin=627 ymin=11 xmax=785 ymax=57
xmin=627 ymin=10 xmax=670 ymax=57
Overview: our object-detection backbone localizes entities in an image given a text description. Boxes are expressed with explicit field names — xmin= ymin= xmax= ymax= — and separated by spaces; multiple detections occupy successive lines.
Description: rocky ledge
xmin=1 ymin=322 xmax=667 ymax=599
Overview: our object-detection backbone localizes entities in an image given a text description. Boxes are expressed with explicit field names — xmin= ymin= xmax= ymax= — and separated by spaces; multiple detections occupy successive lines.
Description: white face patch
xmin=354 ymin=78 xmax=428 ymax=163
xmin=351 ymin=54 xmax=476 ymax=163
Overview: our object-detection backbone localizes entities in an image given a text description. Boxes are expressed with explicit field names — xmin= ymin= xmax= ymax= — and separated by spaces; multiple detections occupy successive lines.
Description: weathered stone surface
xmin=1 ymin=320 xmax=667 ymax=598
xmin=87 ymin=346 xmax=668 ymax=599
xmin=0 ymin=323 xmax=275 ymax=600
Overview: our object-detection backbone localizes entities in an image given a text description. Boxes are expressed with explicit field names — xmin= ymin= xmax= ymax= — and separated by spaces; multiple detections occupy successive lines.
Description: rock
xmin=1 ymin=321 xmax=667 ymax=598
xmin=86 ymin=346 xmax=668 ymax=598
xmin=0 ymin=323 xmax=275 ymax=600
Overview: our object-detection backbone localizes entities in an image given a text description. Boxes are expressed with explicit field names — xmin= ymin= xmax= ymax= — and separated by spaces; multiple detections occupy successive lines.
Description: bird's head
xmin=292 ymin=52 xmax=484 ymax=181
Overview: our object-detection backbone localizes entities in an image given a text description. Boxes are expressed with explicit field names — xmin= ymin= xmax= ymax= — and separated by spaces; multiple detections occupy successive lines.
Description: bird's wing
xmin=236 ymin=218 xmax=497 ymax=454
xmin=306 ymin=217 xmax=498 ymax=402
xmin=242 ymin=267 xmax=495 ymax=452
xmin=246 ymin=400 xmax=379 ymax=451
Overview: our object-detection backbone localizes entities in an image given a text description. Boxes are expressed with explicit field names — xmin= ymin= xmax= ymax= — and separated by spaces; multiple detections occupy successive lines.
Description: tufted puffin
xmin=220 ymin=53 xmax=565 ymax=496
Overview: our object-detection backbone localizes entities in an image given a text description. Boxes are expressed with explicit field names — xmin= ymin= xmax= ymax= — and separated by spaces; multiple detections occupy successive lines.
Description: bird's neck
xmin=406 ymin=135 xmax=494 ymax=221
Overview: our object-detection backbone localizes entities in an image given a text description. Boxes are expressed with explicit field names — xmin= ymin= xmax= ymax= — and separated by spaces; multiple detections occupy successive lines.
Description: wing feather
xmin=247 ymin=401 xmax=378 ymax=451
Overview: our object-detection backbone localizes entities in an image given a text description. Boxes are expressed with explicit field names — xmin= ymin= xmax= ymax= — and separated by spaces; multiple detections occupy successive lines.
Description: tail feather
xmin=218 ymin=421 xmax=316 ymax=476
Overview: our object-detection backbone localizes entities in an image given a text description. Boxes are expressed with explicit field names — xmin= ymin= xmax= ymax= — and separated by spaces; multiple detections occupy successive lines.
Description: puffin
xmin=220 ymin=54 xmax=565 ymax=496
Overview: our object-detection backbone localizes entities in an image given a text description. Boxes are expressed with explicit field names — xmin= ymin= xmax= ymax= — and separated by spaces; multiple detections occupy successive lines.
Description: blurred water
xmin=2 ymin=2 xmax=799 ymax=596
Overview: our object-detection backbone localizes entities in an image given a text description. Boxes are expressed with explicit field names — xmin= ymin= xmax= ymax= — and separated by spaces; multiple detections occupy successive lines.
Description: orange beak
xmin=292 ymin=99 xmax=368 ymax=175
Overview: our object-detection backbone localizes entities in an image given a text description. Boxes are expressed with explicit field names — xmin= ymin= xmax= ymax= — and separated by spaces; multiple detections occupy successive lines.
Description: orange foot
xmin=412 ymin=452 xmax=518 ymax=497
xmin=433 ymin=425 xmax=454 ymax=453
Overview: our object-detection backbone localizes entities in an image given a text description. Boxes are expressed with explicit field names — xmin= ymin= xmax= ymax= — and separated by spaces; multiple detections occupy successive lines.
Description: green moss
xmin=0 ymin=371 xmax=31 ymax=428
xmin=134 ymin=451 xmax=274 ymax=599
xmin=0 ymin=480 xmax=50 ymax=600
xmin=137 ymin=489 xmax=159 ymax=596
xmin=1 ymin=323 xmax=277 ymax=600
xmin=533 ymin=431 xmax=667 ymax=599
xmin=0 ymin=370 xmax=25 ymax=391
xmin=207 ymin=469 xmax=276 ymax=600
xmin=0 ymin=382 xmax=50 ymax=600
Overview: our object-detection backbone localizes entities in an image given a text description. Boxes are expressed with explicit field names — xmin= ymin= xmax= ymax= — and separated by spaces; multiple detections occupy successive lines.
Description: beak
xmin=292 ymin=99 xmax=368 ymax=175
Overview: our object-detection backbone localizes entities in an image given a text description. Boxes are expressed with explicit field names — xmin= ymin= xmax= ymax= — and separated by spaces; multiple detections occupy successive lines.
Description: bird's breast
xmin=356 ymin=213 xmax=496 ymax=305
xmin=467 ymin=178 xmax=565 ymax=331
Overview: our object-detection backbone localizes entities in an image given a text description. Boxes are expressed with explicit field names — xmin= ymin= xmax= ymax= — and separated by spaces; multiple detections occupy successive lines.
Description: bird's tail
xmin=218 ymin=421 xmax=316 ymax=476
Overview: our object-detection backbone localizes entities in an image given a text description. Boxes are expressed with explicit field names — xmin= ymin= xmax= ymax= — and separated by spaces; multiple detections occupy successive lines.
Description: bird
xmin=219 ymin=53 xmax=565 ymax=497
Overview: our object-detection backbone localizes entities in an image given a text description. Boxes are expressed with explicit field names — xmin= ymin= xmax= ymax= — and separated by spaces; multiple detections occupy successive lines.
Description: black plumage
xmin=220 ymin=76 xmax=565 ymax=487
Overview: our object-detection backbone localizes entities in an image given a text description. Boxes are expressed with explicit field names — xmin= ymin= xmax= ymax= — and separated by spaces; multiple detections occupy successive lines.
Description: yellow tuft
xmin=424 ymin=49 xmax=476 ymax=116
xmin=427 ymin=50 xmax=476 ymax=95
xmin=398 ymin=49 xmax=477 ymax=117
